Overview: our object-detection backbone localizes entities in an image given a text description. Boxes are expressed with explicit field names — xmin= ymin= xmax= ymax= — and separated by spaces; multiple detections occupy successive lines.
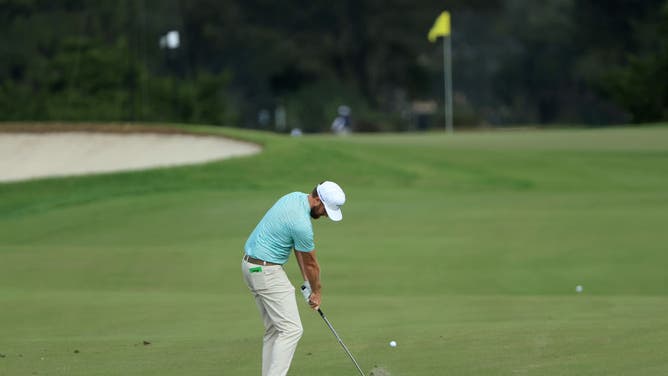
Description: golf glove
xmin=300 ymin=281 xmax=312 ymax=302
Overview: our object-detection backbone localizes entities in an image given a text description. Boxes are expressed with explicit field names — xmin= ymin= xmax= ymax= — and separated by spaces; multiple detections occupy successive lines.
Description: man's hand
xmin=300 ymin=281 xmax=320 ymax=310
xmin=300 ymin=281 xmax=311 ymax=302
xmin=308 ymin=290 xmax=321 ymax=310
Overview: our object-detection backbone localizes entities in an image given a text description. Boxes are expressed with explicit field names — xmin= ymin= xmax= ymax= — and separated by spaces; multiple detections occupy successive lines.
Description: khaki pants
xmin=242 ymin=259 xmax=303 ymax=376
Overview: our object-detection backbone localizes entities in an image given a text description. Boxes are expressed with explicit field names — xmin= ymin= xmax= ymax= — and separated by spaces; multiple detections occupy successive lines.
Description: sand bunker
xmin=0 ymin=132 xmax=261 ymax=183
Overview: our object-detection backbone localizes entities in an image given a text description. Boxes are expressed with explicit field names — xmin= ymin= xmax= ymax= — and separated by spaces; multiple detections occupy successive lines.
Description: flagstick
xmin=443 ymin=35 xmax=453 ymax=133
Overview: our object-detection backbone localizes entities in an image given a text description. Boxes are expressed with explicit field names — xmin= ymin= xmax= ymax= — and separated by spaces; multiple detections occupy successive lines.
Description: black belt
xmin=243 ymin=254 xmax=280 ymax=266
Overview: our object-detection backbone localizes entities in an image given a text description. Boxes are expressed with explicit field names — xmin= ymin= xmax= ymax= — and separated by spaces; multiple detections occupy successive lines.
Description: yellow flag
xmin=428 ymin=11 xmax=451 ymax=42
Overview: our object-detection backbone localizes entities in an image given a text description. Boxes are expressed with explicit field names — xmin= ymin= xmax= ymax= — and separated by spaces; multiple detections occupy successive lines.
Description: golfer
xmin=242 ymin=181 xmax=346 ymax=376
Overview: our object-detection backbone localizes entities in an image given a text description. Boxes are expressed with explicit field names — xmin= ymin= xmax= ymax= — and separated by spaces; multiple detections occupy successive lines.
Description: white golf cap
xmin=316 ymin=181 xmax=346 ymax=221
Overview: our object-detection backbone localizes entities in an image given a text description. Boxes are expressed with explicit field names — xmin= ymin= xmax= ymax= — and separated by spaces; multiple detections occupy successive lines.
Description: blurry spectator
xmin=290 ymin=128 xmax=303 ymax=137
xmin=331 ymin=105 xmax=351 ymax=135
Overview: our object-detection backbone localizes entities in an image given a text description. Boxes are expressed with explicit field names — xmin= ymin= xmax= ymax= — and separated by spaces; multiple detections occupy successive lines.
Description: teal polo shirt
xmin=244 ymin=192 xmax=315 ymax=264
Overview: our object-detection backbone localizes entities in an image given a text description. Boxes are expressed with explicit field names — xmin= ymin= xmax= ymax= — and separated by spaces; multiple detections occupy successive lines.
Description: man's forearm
xmin=295 ymin=250 xmax=321 ymax=292
xmin=304 ymin=262 xmax=321 ymax=293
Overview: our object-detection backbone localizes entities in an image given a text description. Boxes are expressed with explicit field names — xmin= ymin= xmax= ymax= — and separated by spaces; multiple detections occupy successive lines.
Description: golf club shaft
xmin=318 ymin=308 xmax=365 ymax=376
xmin=297 ymin=252 xmax=364 ymax=374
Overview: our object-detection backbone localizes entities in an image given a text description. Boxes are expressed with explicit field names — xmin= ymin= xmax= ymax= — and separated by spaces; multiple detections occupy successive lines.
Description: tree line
xmin=1 ymin=0 xmax=666 ymax=132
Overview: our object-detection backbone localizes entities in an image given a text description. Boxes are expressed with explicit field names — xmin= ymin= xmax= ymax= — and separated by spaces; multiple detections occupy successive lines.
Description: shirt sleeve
xmin=293 ymin=220 xmax=315 ymax=252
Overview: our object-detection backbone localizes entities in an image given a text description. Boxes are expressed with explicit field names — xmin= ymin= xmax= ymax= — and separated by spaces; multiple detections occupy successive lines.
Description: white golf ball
xmin=576 ymin=285 xmax=583 ymax=293
xmin=389 ymin=340 xmax=397 ymax=347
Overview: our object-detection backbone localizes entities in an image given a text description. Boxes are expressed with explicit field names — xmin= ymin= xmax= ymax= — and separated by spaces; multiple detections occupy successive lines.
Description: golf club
xmin=317 ymin=307 xmax=366 ymax=376
xmin=295 ymin=253 xmax=365 ymax=375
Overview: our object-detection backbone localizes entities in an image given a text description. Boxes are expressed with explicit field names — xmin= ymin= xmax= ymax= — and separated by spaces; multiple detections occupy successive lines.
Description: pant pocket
xmin=263 ymin=266 xmax=293 ymax=293
xmin=247 ymin=267 xmax=267 ymax=291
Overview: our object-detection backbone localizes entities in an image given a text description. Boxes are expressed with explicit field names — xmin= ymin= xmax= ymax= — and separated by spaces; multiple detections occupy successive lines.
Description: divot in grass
xmin=368 ymin=366 xmax=391 ymax=376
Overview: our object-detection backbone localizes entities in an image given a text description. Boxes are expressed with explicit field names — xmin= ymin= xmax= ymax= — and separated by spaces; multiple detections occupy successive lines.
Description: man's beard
xmin=310 ymin=207 xmax=321 ymax=219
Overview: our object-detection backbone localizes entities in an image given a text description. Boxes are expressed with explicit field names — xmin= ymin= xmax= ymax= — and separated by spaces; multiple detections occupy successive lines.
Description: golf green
xmin=1 ymin=125 xmax=667 ymax=375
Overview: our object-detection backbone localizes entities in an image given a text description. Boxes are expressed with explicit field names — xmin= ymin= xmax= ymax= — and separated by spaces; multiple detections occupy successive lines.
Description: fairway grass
xmin=1 ymin=125 xmax=667 ymax=375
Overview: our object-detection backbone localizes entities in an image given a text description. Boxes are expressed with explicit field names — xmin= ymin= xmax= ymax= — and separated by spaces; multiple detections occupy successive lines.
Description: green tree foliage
xmin=0 ymin=0 xmax=666 ymax=129
xmin=0 ymin=0 xmax=237 ymax=125
xmin=586 ymin=0 xmax=668 ymax=122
